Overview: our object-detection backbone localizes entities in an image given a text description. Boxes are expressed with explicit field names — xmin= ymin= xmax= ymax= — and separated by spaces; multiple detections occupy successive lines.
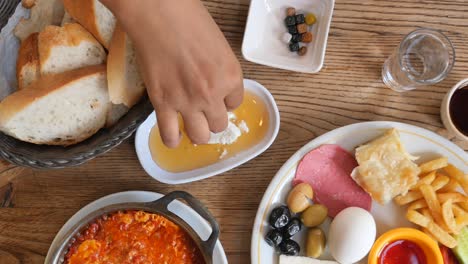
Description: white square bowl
xmin=242 ymin=0 xmax=335 ymax=73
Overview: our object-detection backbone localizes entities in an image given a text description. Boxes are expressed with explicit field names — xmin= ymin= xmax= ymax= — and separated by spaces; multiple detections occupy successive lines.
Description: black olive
xmin=289 ymin=43 xmax=300 ymax=52
xmin=291 ymin=34 xmax=302 ymax=43
xmin=287 ymin=25 xmax=298 ymax=35
xmin=265 ymin=229 xmax=283 ymax=247
xmin=269 ymin=206 xmax=291 ymax=229
xmin=278 ymin=239 xmax=300 ymax=256
xmin=295 ymin=14 xmax=305 ymax=24
xmin=284 ymin=16 xmax=297 ymax=27
xmin=283 ymin=218 xmax=302 ymax=238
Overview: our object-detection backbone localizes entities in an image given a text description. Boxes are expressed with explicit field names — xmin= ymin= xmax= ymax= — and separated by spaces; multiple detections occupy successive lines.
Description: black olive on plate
xmin=287 ymin=25 xmax=298 ymax=35
xmin=295 ymin=14 xmax=305 ymax=24
xmin=283 ymin=218 xmax=302 ymax=238
xmin=278 ymin=239 xmax=300 ymax=256
xmin=269 ymin=206 xmax=291 ymax=229
xmin=265 ymin=229 xmax=283 ymax=247
xmin=289 ymin=42 xmax=300 ymax=52
xmin=284 ymin=16 xmax=297 ymax=27
xmin=291 ymin=34 xmax=302 ymax=43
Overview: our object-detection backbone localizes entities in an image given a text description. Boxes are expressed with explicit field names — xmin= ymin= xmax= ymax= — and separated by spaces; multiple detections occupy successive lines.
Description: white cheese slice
xmin=208 ymin=121 xmax=242 ymax=145
xmin=279 ymin=255 xmax=339 ymax=264
xmin=208 ymin=113 xmax=249 ymax=145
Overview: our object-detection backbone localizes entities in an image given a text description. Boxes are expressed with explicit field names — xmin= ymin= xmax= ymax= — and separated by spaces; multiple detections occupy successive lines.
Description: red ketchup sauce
xmin=378 ymin=240 xmax=427 ymax=264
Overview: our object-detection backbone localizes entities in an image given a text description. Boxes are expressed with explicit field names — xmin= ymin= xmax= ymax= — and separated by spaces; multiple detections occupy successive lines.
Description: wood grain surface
xmin=1 ymin=0 xmax=468 ymax=263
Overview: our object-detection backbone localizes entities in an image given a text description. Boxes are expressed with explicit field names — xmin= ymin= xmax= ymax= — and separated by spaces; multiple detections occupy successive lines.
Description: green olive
xmin=306 ymin=228 xmax=326 ymax=258
xmin=287 ymin=183 xmax=314 ymax=213
xmin=300 ymin=204 xmax=328 ymax=227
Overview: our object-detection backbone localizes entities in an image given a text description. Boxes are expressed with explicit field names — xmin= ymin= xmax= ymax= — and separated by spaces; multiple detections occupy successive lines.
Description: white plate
xmin=242 ymin=0 xmax=335 ymax=73
xmin=251 ymin=121 xmax=468 ymax=264
xmin=135 ymin=79 xmax=280 ymax=184
xmin=45 ymin=191 xmax=228 ymax=264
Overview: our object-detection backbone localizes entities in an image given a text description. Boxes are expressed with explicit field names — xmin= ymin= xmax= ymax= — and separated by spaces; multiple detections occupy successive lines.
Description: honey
xmin=149 ymin=92 xmax=269 ymax=173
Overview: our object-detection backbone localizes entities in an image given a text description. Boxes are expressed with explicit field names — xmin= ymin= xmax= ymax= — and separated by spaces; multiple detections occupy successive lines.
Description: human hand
xmin=102 ymin=0 xmax=244 ymax=148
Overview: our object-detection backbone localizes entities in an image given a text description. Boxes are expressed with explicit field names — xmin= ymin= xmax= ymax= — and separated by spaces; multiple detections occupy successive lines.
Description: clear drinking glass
xmin=382 ymin=28 xmax=455 ymax=92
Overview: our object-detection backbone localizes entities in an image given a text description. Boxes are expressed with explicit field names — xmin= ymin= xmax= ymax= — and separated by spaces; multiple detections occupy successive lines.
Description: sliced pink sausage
xmin=293 ymin=144 xmax=372 ymax=217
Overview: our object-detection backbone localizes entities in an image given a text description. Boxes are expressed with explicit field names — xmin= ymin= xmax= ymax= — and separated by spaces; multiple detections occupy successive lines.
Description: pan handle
xmin=149 ymin=191 xmax=220 ymax=256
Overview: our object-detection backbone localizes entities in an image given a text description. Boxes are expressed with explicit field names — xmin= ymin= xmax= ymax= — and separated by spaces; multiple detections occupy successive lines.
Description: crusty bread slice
xmin=14 ymin=0 xmax=65 ymax=41
xmin=16 ymin=32 xmax=40 ymax=90
xmin=106 ymin=24 xmax=146 ymax=127
xmin=61 ymin=11 xmax=75 ymax=26
xmin=0 ymin=65 xmax=109 ymax=146
xmin=63 ymin=0 xmax=116 ymax=49
xmin=38 ymin=23 xmax=107 ymax=76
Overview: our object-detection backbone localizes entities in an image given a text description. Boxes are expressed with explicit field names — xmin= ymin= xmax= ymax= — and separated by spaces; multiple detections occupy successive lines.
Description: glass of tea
xmin=441 ymin=79 xmax=468 ymax=141
xmin=382 ymin=28 xmax=455 ymax=92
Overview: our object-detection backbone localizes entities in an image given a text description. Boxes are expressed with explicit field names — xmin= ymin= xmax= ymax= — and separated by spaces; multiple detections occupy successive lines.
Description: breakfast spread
xmin=449 ymin=86 xmax=468 ymax=137
xmin=65 ymin=210 xmax=204 ymax=264
xmin=283 ymin=7 xmax=317 ymax=56
xmin=294 ymin=144 xmax=372 ymax=217
xmin=261 ymin=128 xmax=467 ymax=264
xmin=1 ymin=1 xmax=468 ymax=264
xmin=0 ymin=0 xmax=144 ymax=146
xmin=149 ymin=92 xmax=269 ymax=173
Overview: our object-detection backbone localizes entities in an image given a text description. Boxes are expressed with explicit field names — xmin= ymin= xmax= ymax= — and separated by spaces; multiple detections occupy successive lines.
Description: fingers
xmin=155 ymin=108 xmax=181 ymax=148
xmin=224 ymin=83 xmax=244 ymax=111
xmin=182 ymin=111 xmax=211 ymax=145
xmin=204 ymin=103 xmax=228 ymax=133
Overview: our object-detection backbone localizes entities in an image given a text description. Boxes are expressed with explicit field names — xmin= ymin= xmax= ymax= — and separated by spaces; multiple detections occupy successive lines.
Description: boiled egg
xmin=328 ymin=207 xmax=376 ymax=263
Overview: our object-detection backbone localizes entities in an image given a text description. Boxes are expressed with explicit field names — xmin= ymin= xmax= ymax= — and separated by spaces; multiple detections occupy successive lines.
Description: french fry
xmin=453 ymin=204 xmax=468 ymax=218
xmin=407 ymin=210 xmax=430 ymax=227
xmin=438 ymin=192 xmax=466 ymax=203
xmin=408 ymin=199 xmax=428 ymax=211
xmin=444 ymin=164 xmax=468 ymax=194
xmin=419 ymin=157 xmax=448 ymax=174
xmin=422 ymin=227 xmax=438 ymax=241
xmin=427 ymin=221 xmax=458 ymax=248
xmin=456 ymin=214 xmax=468 ymax=231
xmin=458 ymin=201 xmax=468 ymax=212
xmin=420 ymin=184 xmax=443 ymax=223
xmin=439 ymin=178 xmax=460 ymax=193
xmin=421 ymin=208 xmax=434 ymax=221
xmin=395 ymin=191 xmax=423 ymax=205
xmin=412 ymin=171 xmax=436 ymax=190
xmin=432 ymin=174 xmax=450 ymax=191
xmin=442 ymin=199 xmax=458 ymax=234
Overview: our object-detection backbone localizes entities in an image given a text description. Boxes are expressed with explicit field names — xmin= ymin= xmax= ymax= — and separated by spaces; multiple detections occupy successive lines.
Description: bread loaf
xmin=0 ymin=65 xmax=109 ymax=146
xmin=16 ymin=33 xmax=40 ymax=90
xmin=14 ymin=0 xmax=65 ymax=41
xmin=38 ymin=23 xmax=107 ymax=76
xmin=106 ymin=24 xmax=146 ymax=127
xmin=62 ymin=0 xmax=116 ymax=49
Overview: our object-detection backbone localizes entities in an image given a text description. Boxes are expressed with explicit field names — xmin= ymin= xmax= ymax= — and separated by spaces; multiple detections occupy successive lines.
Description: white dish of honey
xmin=135 ymin=79 xmax=280 ymax=184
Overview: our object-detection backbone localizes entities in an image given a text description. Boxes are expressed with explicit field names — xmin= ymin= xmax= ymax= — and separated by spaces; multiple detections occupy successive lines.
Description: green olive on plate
xmin=287 ymin=183 xmax=314 ymax=213
xmin=301 ymin=204 xmax=328 ymax=227
xmin=306 ymin=227 xmax=326 ymax=258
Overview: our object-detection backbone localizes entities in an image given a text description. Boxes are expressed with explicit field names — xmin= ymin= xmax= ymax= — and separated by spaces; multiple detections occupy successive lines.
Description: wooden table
xmin=1 ymin=0 xmax=467 ymax=263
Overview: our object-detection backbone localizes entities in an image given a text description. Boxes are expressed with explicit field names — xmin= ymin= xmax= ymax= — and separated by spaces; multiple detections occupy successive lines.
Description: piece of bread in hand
xmin=106 ymin=24 xmax=146 ymax=127
xmin=14 ymin=0 xmax=65 ymax=41
xmin=63 ymin=0 xmax=116 ymax=49
xmin=16 ymin=33 xmax=40 ymax=90
xmin=0 ymin=65 xmax=109 ymax=146
xmin=38 ymin=23 xmax=107 ymax=76
xmin=61 ymin=12 xmax=75 ymax=26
